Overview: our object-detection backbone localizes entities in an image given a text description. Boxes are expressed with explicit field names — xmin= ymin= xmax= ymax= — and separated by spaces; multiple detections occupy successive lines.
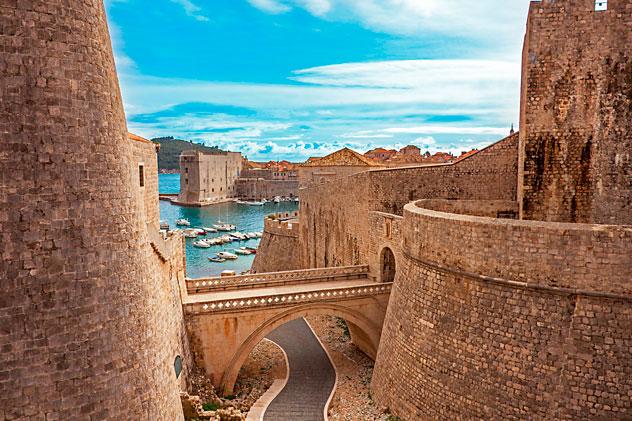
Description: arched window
xmin=380 ymin=247 xmax=396 ymax=283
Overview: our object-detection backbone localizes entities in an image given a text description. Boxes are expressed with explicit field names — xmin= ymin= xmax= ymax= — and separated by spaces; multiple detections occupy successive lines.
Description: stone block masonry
xmin=519 ymin=0 xmax=632 ymax=225
xmin=0 ymin=1 xmax=189 ymax=419
xmin=252 ymin=212 xmax=301 ymax=273
xmin=299 ymin=132 xmax=519 ymax=270
xmin=371 ymin=199 xmax=632 ymax=419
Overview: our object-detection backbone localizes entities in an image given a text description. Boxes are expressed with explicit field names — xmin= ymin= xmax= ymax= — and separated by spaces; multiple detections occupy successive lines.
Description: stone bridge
xmin=182 ymin=265 xmax=392 ymax=394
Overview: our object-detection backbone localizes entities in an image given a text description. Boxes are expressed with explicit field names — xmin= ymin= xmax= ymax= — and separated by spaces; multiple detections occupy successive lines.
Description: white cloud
xmin=295 ymin=0 xmax=332 ymax=16
xmin=247 ymin=0 xmax=291 ymax=14
xmin=383 ymin=125 xmax=508 ymax=135
xmin=292 ymin=60 xmax=519 ymax=89
xmin=118 ymin=58 xmax=519 ymax=120
xmin=245 ymin=0 xmax=529 ymax=44
xmin=170 ymin=0 xmax=209 ymax=21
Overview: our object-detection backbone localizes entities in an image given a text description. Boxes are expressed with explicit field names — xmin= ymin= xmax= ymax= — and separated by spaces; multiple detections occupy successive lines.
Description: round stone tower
xmin=0 ymin=1 xmax=184 ymax=419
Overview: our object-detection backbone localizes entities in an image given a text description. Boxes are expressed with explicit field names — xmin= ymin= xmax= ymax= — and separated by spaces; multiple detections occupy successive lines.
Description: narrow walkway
xmin=263 ymin=318 xmax=335 ymax=421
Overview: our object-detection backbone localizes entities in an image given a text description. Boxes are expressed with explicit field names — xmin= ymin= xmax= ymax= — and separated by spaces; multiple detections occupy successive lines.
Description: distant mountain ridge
xmin=152 ymin=136 xmax=224 ymax=172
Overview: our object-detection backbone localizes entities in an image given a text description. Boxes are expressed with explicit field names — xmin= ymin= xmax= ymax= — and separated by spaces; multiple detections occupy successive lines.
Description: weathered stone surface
xmin=251 ymin=212 xmax=301 ymax=273
xmin=0 ymin=2 xmax=190 ymax=419
xmin=299 ymin=133 xmax=519 ymax=269
xmin=519 ymin=0 xmax=632 ymax=225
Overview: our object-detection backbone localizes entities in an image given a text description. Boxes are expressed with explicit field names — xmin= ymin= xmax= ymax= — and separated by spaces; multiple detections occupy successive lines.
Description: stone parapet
xmin=186 ymin=265 xmax=369 ymax=294
xmin=251 ymin=212 xmax=301 ymax=273
xmin=184 ymin=283 xmax=392 ymax=315
xmin=371 ymin=200 xmax=632 ymax=420
xmin=404 ymin=200 xmax=632 ymax=295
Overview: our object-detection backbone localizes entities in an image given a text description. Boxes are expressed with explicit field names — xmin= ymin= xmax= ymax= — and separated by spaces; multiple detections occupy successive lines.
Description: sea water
xmin=159 ymin=174 xmax=298 ymax=278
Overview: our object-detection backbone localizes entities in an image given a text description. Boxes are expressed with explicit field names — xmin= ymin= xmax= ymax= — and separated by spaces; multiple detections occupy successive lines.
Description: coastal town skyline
xmin=105 ymin=0 xmax=529 ymax=161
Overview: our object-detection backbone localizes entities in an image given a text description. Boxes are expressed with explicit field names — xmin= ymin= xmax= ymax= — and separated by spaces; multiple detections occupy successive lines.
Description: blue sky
xmin=104 ymin=0 xmax=530 ymax=161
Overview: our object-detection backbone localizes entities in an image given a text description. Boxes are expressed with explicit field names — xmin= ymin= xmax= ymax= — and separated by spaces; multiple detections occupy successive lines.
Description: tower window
xmin=139 ymin=164 xmax=145 ymax=187
xmin=595 ymin=0 xmax=607 ymax=11
xmin=174 ymin=355 xmax=183 ymax=379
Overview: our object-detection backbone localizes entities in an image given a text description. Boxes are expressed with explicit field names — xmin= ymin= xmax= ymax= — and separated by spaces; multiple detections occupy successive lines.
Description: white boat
xmin=183 ymin=229 xmax=198 ymax=238
xmin=242 ymin=201 xmax=264 ymax=206
xmin=273 ymin=196 xmax=281 ymax=204
xmin=219 ymin=234 xmax=234 ymax=244
xmin=193 ymin=228 xmax=207 ymax=235
xmin=234 ymin=248 xmax=252 ymax=255
xmin=176 ymin=218 xmax=191 ymax=226
xmin=203 ymin=227 xmax=218 ymax=233
xmin=213 ymin=222 xmax=236 ymax=231
xmin=193 ymin=240 xmax=211 ymax=248
xmin=231 ymin=232 xmax=248 ymax=240
xmin=159 ymin=220 xmax=170 ymax=231
xmin=217 ymin=251 xmax=238 ymax=260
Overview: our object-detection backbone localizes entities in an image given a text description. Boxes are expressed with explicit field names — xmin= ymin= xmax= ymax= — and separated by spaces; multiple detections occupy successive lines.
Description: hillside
xmin=152 ymin=137 xmax=224 ymax=171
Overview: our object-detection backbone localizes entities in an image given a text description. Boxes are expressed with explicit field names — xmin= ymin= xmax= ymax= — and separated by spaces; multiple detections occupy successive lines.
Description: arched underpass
xmin=182 ymin=266 xmax=391 ymax=395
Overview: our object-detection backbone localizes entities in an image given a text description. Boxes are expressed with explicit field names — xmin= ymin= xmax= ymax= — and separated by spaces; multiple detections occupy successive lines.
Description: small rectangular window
xmin=139 ymin=165 xmax=145 ymax=187
xmin=595 ymin=0 xmax=607 ymax=11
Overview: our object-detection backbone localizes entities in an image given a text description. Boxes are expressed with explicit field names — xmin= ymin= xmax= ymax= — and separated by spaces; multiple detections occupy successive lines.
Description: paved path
xmin=263 ymin=318 xmax=335 ymax=421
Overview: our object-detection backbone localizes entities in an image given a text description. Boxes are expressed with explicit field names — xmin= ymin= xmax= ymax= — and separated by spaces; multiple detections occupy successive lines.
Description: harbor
xmin=159 ymin=175 xmax=298 ymax=278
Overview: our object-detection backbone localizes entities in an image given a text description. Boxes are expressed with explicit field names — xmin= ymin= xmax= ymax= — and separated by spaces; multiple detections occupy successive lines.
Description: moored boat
xmin=193 ymin=240 xmax=210 ymax=248
xmin=183 ymin=229 xmax=198 ymax=238
xmin=175 ymin=218 xmax=191 ymax=226
xmin=208 ymin=257 xmax=226 ymax=263
xmin=234 ymin=248 xmax=252 ymax=255
xmin=217 ymin=251 xmax=238 ymax=260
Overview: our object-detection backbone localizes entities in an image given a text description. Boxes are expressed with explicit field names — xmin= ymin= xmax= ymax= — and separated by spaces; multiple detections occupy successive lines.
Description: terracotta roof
xmin=128 ymin=132 xmax=153 ymax=144
xmin=400 ymin=145 xmax=421 ymax=151
xmin=247 ymin=160 xmax=298 ymax=171
xmin=302 ymin=147 xmax=384 ymax=167
xmin=457 ymin=149 xmax=480 ymax=161
xmin=385 ymin=153 xmax=426 ymax=165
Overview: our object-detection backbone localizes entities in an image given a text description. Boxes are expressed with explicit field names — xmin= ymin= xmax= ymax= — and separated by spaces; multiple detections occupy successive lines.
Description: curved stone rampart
xmin=251 ymin=212 xmax=301 ymax=273
xmin=0 ymin=2 xmax=189 ymax=419
xmin=405 ymin=200 xmax=632 ymax=295
xmin=372 ymin=201 xmax=632 ymax=420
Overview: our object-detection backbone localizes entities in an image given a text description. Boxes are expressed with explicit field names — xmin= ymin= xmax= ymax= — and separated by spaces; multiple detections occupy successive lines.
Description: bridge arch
xmin=219 ymin=303 xmax=382 ymax=395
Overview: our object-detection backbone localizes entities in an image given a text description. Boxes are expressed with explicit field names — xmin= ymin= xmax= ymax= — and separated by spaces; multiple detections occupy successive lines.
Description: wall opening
xmin=138 ymin=164 xmax=145 ymax=187
xmin=380 ymin=247 xmax=396 ymax=283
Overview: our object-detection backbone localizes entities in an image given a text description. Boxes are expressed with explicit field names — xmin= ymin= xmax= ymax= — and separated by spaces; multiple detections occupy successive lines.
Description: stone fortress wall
xmin=177 ymin=150 xmax=243 ymax=206
xmin=129 ymin=133 xmax=161 ymax=229
xmin=287 ymin=1 xmax=632 ymax=419
xmin=519 ymin=0 xmax=632 ymax=225
xmin=251 ymin=212 xmax=301 ymax=273
xmin=235 ymin=178 xmax=299 ymax=201
xmin=298 ymin=132 xmax=519 ymax=270
xmin=0 ymin=2 xmax=191 ymax=419
xmin=372 ymin=199 xmax=632 ymax=420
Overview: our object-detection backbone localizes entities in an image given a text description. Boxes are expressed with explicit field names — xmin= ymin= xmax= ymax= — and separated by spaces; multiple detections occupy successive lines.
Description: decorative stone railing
xmin=184 ymin=282 xmax=392 ymax=314
xmin=186 ymin=265 xmax=369 ymax=294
